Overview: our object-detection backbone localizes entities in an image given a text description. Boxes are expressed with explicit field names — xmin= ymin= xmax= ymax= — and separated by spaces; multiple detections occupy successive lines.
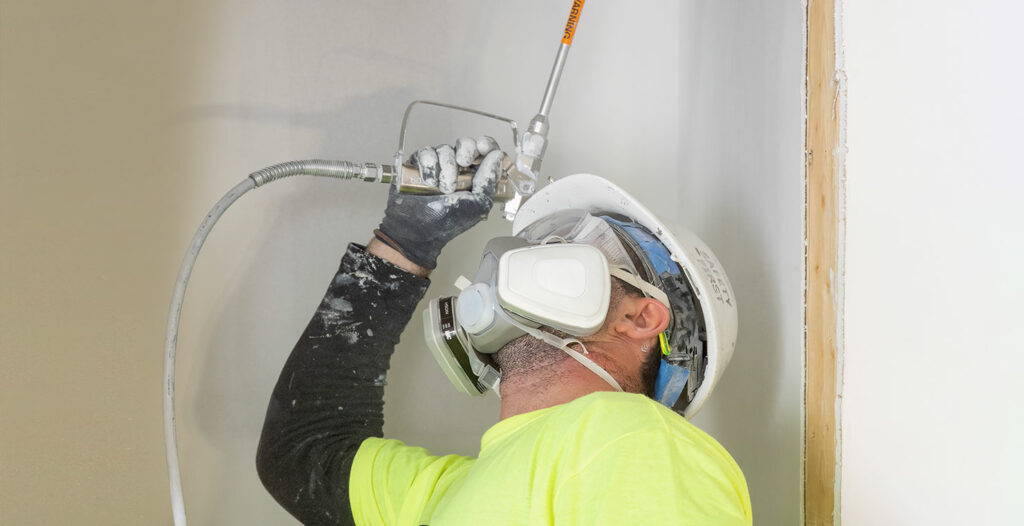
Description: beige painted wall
xmin=2 ymin=1 xmax=804 ymax=523
xmin=0 ymin=1 xmax=211 ymax=523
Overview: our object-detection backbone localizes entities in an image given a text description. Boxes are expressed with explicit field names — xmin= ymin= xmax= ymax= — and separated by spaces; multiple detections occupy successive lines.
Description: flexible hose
xmin=164 ymin=178 xmax=254 ymax=526
xmin=164 ymin=160 xmax=383 ymax=526
xmin=249 ymin=159 xmax=374 ymax=187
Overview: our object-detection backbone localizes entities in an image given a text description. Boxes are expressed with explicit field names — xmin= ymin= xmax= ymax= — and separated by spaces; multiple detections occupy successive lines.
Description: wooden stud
xmin=805 ymin=0 xmax=841 ymax=524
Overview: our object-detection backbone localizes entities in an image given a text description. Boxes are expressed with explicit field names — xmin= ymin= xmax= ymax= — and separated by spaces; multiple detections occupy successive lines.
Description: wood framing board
xmin=805 ymin=0 xmax=843 ymax=524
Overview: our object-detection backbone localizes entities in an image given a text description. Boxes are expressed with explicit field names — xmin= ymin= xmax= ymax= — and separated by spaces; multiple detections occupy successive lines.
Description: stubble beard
xmin=495 ymin=332 xmax=662 ymax=397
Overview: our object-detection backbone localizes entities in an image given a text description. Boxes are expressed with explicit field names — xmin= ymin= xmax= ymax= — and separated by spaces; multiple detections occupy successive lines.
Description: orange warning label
xmin=561 ymin=0 xmax=585 ymax=45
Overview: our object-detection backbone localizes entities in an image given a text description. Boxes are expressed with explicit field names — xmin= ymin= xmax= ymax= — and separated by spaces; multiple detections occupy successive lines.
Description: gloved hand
xmin=376 ymin=136 xmax=503 ymax=270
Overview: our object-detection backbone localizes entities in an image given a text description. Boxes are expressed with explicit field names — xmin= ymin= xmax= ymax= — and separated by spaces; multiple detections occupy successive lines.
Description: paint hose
xmin=163 ymin=160 xmax=392 ymax=526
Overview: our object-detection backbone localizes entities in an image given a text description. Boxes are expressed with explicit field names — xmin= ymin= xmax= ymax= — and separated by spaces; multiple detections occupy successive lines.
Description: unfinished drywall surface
xmin=175 ymin=1 xmax=805 ymax=524
xmin=168 ymin=1 xmax=804 ymax=523
xmin=675 ymin=3 xmax=806 ymax=523
xmin=843 ymin=1 xmax=1024 ymax=523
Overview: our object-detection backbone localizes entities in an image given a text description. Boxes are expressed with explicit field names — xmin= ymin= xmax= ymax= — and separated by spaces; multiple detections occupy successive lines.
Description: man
xmin=257 ymin=138 xmax=752 ymax=525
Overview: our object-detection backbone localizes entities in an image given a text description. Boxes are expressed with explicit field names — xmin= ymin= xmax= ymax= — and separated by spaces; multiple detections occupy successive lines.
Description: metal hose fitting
xmin=248 ymin=160 xmax=389 ymax=187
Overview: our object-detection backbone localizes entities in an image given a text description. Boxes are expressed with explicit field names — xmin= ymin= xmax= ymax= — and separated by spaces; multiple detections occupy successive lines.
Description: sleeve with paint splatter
xmin=256 ymin=243 xmax=429 ymax=526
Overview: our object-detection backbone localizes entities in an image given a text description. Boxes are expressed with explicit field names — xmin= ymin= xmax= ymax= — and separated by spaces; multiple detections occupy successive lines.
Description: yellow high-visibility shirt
xmin=350 ymin=391 xmax=752 ymax=526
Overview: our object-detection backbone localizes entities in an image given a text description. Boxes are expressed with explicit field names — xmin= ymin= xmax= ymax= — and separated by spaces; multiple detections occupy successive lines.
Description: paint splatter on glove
xmin=376 ymin=136 xmax=502 ymax=270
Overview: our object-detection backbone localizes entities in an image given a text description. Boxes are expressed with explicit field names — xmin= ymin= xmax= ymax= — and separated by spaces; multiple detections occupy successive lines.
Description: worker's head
xmin=423 ymin=175 xmax=737 ymax=418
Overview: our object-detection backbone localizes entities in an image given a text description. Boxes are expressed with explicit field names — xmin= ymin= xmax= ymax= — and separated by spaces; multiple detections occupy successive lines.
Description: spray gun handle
xmin=395 ymin=152 xmax=519 ymax=203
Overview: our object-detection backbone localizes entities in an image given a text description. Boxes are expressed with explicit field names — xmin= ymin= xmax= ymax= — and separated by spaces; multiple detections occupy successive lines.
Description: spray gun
xmin=163 ymin=2 xmax=586 ymax=524
xmin=387 ymin=100 xmax=525 ymax=219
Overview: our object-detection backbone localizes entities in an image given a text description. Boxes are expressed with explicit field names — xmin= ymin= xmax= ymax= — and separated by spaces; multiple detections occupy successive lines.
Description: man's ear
xmin=614 ymin=296 xmax=671 ymax=341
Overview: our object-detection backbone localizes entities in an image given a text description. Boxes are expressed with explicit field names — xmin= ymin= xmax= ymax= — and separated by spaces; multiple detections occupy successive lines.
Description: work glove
xmin=376 ymin=136 xmax=503 ymax=270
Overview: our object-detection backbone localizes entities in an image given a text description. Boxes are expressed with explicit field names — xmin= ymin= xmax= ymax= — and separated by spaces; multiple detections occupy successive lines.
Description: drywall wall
xmin=675 ymin=2 xmax=805 ymax=524
xmin=177 ymin=1 xmax=806 ymax=523
xmin=2 ymin=1 xmax=804 ymax=523
xmin=842 ymin=1 xmax=1024 ymax=523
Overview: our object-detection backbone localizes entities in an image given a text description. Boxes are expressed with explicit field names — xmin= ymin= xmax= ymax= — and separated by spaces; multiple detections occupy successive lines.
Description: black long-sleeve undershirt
xmin=256 ymin=243 xmax=430 ymax=525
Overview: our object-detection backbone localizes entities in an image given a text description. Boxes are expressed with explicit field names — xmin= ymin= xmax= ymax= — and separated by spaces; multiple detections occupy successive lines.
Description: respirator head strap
xmin=608 ymin=266 xmax=670 ymax=308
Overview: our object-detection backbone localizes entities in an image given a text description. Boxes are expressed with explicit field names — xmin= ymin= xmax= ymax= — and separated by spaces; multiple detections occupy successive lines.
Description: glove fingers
xmin=476 ymin=136 xmax=499 ymax=156
xmin=436 ymin=144 xmax=458 ymax=194
xmin=416 ymin=147 xmax=440 ymax=187
xmin=454 ymin=137 xmax=478 ymax=168
xmin=473 ymin=150 xmax=502 ymax=198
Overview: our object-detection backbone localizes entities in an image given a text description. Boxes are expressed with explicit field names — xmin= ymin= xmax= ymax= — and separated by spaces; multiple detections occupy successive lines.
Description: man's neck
xmin=498 ymin=372 xmax=616 ymax=420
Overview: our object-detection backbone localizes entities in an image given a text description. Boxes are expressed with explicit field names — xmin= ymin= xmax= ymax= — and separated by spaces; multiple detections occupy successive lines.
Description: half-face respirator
xmin=424 ymin=200 xmax=729 ymax=417
xmin=424 ymin=236 xmax=627 ymax=396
